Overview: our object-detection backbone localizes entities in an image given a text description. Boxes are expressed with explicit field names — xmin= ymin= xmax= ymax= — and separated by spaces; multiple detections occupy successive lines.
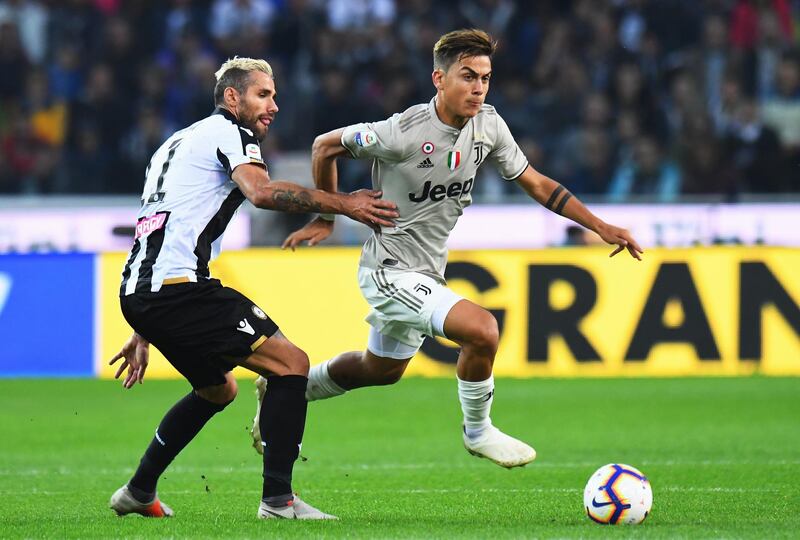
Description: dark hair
xmin=213 ymin=67 xmax=252 ymax=105
xmin=433 ymin=29 xmax=497 ymax=72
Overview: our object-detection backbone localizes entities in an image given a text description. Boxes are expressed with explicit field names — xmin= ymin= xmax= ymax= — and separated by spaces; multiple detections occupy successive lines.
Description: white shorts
xmin=358 ymin=266 xmax=463 ymax=359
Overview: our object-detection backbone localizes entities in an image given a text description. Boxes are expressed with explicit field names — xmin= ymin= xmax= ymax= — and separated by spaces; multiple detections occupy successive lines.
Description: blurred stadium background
xmin=0 ymin=0 xmax=796 ymax=378
xmin=1 ymin=0 xmax=799 ymax=203
xmin=0 ymin=0 xmax=800 ymax=375
xmin=0 ymin=1 xmax=799 ymax=537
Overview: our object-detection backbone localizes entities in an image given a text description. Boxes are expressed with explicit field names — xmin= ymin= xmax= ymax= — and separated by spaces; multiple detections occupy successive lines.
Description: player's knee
xmin=373 ymin=364 xmax=405 ymax=385
xmin=285 ymin=347 xmax=310 ymax=377
xmin=467 ymin=314 xmax=499 ymax=355
xmin=196 ymin=378 xmax=238 ymax=406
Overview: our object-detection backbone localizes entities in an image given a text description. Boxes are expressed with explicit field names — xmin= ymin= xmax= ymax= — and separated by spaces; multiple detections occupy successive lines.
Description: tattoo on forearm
xmin=544 ymin=185 xmax=564 ymax=210
xmin=554 ymin=193 xmax=572 ymax=215
xmin=545 ymin=184 xmax=573 ymax=215
xmin=271 ymin=189 xmax=323 ymax=213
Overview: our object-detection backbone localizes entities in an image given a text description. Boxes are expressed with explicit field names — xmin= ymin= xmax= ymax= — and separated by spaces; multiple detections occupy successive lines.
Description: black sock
xmin=260 ymin=375 xmax=308 ymax=502
xmin=128 ymin=391 xmax=229 ymax=500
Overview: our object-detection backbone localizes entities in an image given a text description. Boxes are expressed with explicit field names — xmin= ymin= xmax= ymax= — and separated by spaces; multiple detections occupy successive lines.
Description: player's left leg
xmin=252 ymin=345 xmax=413 ymax=453
xmin=111 ymin=372 xmax=237 ymax=517
xmin=443 ymin=299 xmax=536 ymax=468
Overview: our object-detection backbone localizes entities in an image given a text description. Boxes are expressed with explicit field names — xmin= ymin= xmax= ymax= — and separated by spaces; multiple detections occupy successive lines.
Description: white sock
xmin=306 ymin=360 xmax=347 ymax=401
xmin=457 ymin=375 xmax=494 ymax=441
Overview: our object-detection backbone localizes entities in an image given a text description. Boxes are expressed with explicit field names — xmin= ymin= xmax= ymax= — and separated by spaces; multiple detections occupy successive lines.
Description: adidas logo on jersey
xmin=417 ymin=158 xmax=434 ymax=169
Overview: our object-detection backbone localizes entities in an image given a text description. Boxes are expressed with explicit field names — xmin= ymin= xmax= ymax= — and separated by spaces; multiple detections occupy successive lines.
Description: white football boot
xmin=251 ymin=376 xmax=267 ymax=455
xmin=463 ymin=425 xmax=536 ymax=468
xmin=257 ymin=495 xmax=338 ymax=520
xmin=109 ymin=485 xmax=174 ymax=517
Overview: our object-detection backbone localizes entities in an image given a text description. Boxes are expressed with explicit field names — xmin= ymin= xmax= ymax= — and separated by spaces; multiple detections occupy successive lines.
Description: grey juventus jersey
xmin=120 ymin=108 xmax=265 ymax=295
xmin=341 ymin=97 xmax=529 ymax=282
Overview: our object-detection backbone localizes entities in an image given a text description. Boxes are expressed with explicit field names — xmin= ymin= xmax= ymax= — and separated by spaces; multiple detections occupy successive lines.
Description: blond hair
xmin=213 ymin=57 xmax=273 ymax=105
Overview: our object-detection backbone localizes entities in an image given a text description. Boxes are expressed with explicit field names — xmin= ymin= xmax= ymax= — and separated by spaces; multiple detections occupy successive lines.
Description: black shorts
xmin=120 ymin=279 xmax=279 ymax=389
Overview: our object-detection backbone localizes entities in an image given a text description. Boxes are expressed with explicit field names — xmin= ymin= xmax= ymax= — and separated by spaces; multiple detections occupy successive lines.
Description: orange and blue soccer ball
xmin=584 ymin=463 xmax=653 ymax=525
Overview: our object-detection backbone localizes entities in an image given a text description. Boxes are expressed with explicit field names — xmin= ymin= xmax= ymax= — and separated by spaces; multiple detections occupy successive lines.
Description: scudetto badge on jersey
xmin=447 ymin=151 xmax=461 ymax=171
xmin=355 ymin=131 xmax=377 ymax=148
xmin=245 ymin=143 xmax=262 ymax=160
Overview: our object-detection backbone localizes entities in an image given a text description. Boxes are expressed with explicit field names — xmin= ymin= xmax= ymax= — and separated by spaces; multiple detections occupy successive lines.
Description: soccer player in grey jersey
xmin=252 ymin=30 xmax=643 ymax=468
xmin=108 ymin=57 xmax=398 ymax=520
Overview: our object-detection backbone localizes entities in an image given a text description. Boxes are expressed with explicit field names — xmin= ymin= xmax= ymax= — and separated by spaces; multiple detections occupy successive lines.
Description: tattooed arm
xmin=515 ymin=165 xmax=643 ymax=260
xmin=231 ymin=163 xmax=397 ymax=228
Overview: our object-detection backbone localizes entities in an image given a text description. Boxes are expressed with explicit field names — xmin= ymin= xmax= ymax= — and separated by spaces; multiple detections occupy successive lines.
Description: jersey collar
xmin=428 ymin=97 xmax=463 ymax=135
xmin=212 ymin=107 xmax=256 ymax=137
xmin=213 ymin=107 xmax=239 ymax=125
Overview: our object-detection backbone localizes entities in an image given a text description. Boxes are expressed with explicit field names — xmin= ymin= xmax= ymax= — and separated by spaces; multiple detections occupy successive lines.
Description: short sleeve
xmin=215 ymin=123 xmax=266 ymax=178
xmin=341 ymin=113 xmax=406 ymax=161
xmin=488 ymin=113 xmax=529 ymax=181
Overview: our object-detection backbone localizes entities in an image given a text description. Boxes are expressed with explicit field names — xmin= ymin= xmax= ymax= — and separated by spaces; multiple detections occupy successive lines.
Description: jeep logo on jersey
xmin=408 ymin=178 xmax=474 ymax=203
xmin=354 ymin=131 xmax=377 ymax=148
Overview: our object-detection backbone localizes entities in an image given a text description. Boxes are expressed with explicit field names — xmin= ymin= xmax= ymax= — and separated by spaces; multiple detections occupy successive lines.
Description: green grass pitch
xmin=0 ymin=376 xmax=798 ymax=538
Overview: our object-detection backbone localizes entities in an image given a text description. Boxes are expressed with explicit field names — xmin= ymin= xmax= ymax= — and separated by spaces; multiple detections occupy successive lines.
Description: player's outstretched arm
xmin=282 ymin=128 xmax=354 ymax=250
xmin=515 ymin=165 xmax=644 ymax=260
xmin=231 ymin=162 xmax=398 ymax=228
xmin=109 ymin=332 xmax=150 ymax=389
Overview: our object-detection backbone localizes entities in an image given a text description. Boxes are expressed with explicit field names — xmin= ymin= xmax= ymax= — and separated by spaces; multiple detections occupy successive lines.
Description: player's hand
xmin=109 ymin=333 xmax=150 ymax=389
xmin=282 ymin=217 xmax=334 ymax=251
xmin=343 ymin=189 xmax=398 ymax=231
xmin=596 ymin=222 xmax=644 ymax=260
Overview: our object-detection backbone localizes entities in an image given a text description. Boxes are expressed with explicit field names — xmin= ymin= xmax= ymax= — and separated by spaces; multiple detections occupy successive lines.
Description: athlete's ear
xmin=432 ymin=69 xmax=444 ymax=90
xmin=223 ymin=86 xmax=240 ymax=108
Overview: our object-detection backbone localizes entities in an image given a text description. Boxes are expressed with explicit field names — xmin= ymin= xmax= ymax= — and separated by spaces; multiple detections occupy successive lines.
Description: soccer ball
xmin=584 ymin=463 xmax=652 ymax=525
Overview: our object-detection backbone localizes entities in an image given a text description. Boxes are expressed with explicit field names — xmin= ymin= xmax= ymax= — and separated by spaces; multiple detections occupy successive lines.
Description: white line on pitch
xmin=4 ymin=486 xmax=784 ymax=496
xmin=0 ymin=459 xmax=797 ymax=476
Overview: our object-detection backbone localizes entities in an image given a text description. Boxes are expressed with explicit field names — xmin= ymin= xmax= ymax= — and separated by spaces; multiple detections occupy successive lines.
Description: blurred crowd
xmin=0 ymin=0 xmax=798 ymax=200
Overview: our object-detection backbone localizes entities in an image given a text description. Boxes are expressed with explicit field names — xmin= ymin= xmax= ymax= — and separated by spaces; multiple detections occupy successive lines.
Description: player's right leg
xmin=252 ymin=346 xmax=409 ymax=453
xmin=252 ymin=266 xmax=449 ymax=452
xmin=309 ymin=341 xmax=413 ymax=399
xmin=251 ymin=337 xmax=414 ymax=454
xmin=304 ymin=265 xmax=439 ymax=400
xmin=240 ymin=331 xmax=336 ymax=520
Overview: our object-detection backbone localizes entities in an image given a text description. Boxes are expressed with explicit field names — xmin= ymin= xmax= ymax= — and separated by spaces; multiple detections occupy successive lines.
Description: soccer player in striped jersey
xmin=109 ymin=57 xmax=397 ymax=520
xmin=252 ymin=30 xmax=643 ymax=468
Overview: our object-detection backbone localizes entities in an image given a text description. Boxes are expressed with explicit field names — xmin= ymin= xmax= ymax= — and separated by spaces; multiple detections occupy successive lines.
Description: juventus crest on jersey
xmin=120 ymin=108 xmax=265 ymax=296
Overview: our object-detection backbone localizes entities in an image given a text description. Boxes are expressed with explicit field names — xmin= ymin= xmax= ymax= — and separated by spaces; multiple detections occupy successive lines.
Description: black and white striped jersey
xmin=120 ymin=108 xmax=265 ymax=296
